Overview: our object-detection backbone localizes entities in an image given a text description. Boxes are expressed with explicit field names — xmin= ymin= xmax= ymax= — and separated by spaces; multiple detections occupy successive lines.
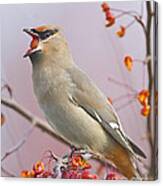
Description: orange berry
xmin=21 ymin=170 xmax=29 ymax=177
xmin=137 ymin=89 xmax=150 ymax=106
xmin=71 ymin=155 xmax=82 ymax=168
xmin=116 ymin=26 xmax=126 ymax=37
xmin=124 ymin=56 xmax=133 ymax=71
xmin=21 ymin=170 xmax=35 ymax=178
xmin=71 ymin=155 xmax=91 ymax=170
xmin=33 ymin=161 xmax=45 ymax=175
xmin=29 ymin=170 xmax=35 ymax=177
xmin=141 ymin=104 xmax=150 ymax=117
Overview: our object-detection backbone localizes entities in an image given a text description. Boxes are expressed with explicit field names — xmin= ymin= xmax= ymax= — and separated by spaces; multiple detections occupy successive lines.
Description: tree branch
xmin=1 ymin=166 xmax=16 ymax=177
xmin=1 ymin=127 xmax=34 ymax=162
xmin=145 ymin=1 xmax=157 ymax=179
xmin=1 ymin=97 xmax=70 ymax=146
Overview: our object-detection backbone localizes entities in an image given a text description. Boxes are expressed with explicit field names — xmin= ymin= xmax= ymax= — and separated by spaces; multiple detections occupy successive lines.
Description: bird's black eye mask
xmin=31 ymin=29 xmax=58 ymax=40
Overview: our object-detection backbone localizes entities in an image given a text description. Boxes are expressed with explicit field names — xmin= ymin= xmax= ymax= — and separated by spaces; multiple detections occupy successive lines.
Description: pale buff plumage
xmin=23 ymin=25 xmax=146 ymax=179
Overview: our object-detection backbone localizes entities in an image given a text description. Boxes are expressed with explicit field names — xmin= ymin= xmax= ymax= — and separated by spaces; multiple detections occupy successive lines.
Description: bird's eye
xmin=43 ymin=32 xmax=51 ymax=39
xmin=39 ymin=29 xmax=58 ymax=40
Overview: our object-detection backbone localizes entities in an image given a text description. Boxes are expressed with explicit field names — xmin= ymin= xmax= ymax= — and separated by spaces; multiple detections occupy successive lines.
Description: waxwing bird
xmin=23 ymin=25 xmax=146 ymax=180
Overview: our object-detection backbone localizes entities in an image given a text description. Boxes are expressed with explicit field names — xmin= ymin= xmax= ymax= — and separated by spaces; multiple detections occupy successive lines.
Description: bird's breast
xmin=32 ymin=63 xmax=74 ymax=105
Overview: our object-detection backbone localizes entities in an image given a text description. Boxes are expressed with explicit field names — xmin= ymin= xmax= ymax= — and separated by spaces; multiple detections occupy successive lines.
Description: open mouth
xmin=23 ymin=28 xmax=40 ymax=58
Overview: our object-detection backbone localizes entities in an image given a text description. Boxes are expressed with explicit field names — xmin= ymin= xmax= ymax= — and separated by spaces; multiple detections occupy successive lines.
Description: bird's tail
xmin=104 ymin=144 xmax=141 ymax=180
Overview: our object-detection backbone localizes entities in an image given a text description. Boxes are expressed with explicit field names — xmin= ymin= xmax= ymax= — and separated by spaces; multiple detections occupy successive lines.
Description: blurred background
xmin=1 ymin=1 xmax=150 ymax=176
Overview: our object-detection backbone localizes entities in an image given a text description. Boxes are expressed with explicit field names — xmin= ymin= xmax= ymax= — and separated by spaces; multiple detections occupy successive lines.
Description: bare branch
xmin=1 ymin=97 xmax=70 ymax=146
xmin=145 ymin=1 xmax=157 ymax=178
xmin=1 ymin=84 xmax=13 ymax=98
xmin=111 ymin=8 xmax=140 ymax=17
xmin=134 ymin=15 xmax=147 ymax=35
xmin=110 ymin=7 xmax=147 ymax=34
xmin=108 ymin=76 xmax=137 ymax=93
xmin=115 ymin=98 xmax=136 ymax=111
xmin=1 ymin=166 xmax=16 ymax=177
xmin=42 ymin=150 xmax=59 ymax=162
xmin=1 ymin=127 xmax=34 ymax=162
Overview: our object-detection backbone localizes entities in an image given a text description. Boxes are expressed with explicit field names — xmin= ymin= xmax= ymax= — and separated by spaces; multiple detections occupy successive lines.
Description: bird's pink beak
xmin=23 ymin=28 xmax=39 ymax=58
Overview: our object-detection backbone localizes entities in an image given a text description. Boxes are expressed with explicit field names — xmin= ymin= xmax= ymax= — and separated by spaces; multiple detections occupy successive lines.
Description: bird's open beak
xmin=23 ymin=28 xmax=37 ymax=37
xmin=23 ymin=28 xmax=40 ymax=58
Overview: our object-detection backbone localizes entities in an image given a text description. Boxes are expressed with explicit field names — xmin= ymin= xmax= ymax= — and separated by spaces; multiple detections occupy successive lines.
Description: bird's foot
xmin=70 ymin=145 xmax=89 ymax=158
xmin=70 ymin=145 xmax=79 ymax=157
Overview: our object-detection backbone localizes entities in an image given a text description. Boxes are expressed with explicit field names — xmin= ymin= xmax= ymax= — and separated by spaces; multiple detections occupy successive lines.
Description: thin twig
xmin=111 ymin=8 xmax=140 ymax=17
xmin=115 ymin=97 xmax=136 ymax=111
xmin=108 ymin=76 xmax=137 ymax=92
xmin=110 ymin=7 xmax=146 ymax=34
xmin=42 ymin=150 xmax=59 ymax=162
xmin=134 ymin=15 xmax=147 ymax=35
xmin=112 ymin=93 xmax=136 ymax=103
xmin=1 ymin=166 xmax=16 ymax=177
xmin=1 ymin=127 xmax=34 ymax=162
xmin=125 ymin=19 xmax=136 ymax=29
xmin=1 ymin=84 xmax=13 ymax=98
xmin=133 ymin=59 xmax=145 ymax=64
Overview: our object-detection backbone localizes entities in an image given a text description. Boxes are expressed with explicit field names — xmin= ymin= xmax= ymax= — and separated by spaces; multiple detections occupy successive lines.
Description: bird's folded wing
xmin=68 ymin=67 xmax=146 ymax=158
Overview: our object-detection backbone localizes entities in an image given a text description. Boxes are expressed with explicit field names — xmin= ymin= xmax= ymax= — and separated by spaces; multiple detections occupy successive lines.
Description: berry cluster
xmin=101 ymin=2 xmax=151 ymax=118
xmin=61 ymin=153 xmax=98 ymax=179
xmin=101 ymin=2 xmax=115 ymax=27
xmin=20 ymin=149 xmax=120 ymax=179
xmin=21 ymin=161 xmax=52 ymax=178
xmin=137 ymin=89 xmax=150 ymax=117
xmin=123 ymin=55 xmax=150 ymax=117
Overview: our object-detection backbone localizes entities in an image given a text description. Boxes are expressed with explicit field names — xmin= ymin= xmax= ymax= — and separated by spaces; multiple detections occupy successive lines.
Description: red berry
xmin=105 ymin=11 xmax=112 ymax=20
xmin=106 ymin=172 xmax=117 ymax=180
xmin=81 ymin=170 xmax=98 ymax=179
xmin=33 ymin=161 xmax=45 ymax=175
xmin=101 ymin=2 xmax=110 ymax=12
xmin=42 ymin=171 xmax=52 ymax=178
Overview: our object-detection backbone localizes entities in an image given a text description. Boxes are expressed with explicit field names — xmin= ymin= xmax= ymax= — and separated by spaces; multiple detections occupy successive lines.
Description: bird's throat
xmin=24 ymin=36 xmax=39 ymax=58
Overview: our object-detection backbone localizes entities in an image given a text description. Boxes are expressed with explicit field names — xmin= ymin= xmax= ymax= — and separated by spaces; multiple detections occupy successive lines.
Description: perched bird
xmin=23 ymin=25 xmax=146 ymax=179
